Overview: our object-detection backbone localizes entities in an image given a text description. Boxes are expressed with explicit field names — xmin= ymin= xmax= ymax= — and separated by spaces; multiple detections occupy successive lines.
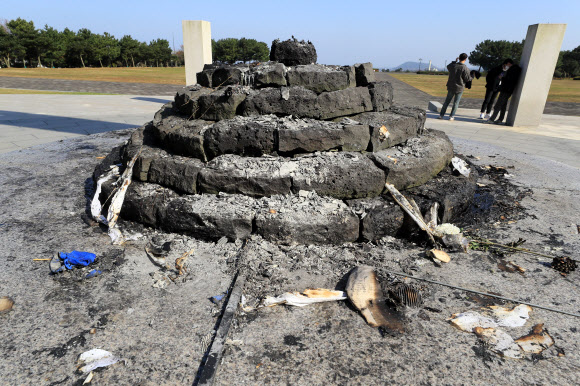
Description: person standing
xmin=479 ymin=59 xmax=513 ymax=119
xmin=439 ymin=53 xmax=473 ymax=121
xmin=488 ymin=62 xmax=522 ymax=124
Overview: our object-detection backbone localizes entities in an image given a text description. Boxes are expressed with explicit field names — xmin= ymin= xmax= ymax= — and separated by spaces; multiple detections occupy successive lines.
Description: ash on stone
xmin=93 ymin=38 xmax=476 ymax=245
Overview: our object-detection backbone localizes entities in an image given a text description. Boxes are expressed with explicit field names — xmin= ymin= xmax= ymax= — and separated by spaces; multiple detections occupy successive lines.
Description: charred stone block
xmin=351 ymin=111 xmax=420 ymax=152
xmin=240 ymin=86 xmax=320 ymax=119
xmin=286 ymin=64 xmax=350 ymax=94
xmin=277 ymin=117 xmax=370 ymax=154
xmin=122 ymin=123 xmax=157 ymax=164
xmin=255 ymin=192 xmax=359 ymax=245
xmin=347 ymin=198 xmax=405 ymax=241
xmin=368 ymin=81 xmax=394 ymax=112
xmin=316 ymin=87 xmax=374 ymax=120
xmin=148 ymin=153 xmax=205 ymax=194
xmin=163 ymin=193 xmax=255 ymax=241
xmin=355 ymin=62 xmax=376 ymax=86
xmin=270 ymin=38 xmax=317 ymax=66
xmin=197 ymin=86 xmax=249 ymax=121
xmin=203 ymin=115 xmax=277 ymax=159
xmin=368 ymin=129 xmax=454 ymax=190
xmin=120 ymin=182 xmax=179 ymax=227
xmin=198 ymin=155 xmax=293 ymax=197
xmin=173 ymin=85 xmax=214 ymax=117
xmin=133 ymin=146 xmax=168 ymax=182
xmin=211 ymin=65 xmax=249 ymax=87
xmin=196 ymin=70 xmax=213 ymax=88
xmin=291 ymin=152 xmax=386 ymax=199
xmin=252 ymin=62 xmax=287 ymax=88
xmin=153 ymin=102 xmax=176 ymax=125
xmin=93 ymin=145 xmax=123 ymax=181
xmin=153 ymin=116 xmax=211 ymax=161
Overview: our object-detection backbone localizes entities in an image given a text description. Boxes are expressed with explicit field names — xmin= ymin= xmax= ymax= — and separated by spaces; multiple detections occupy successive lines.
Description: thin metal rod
xmin=469 ymin=239 xmax=557 ymax=260
xmin=386 ymin=270 xmax=580 ymax=318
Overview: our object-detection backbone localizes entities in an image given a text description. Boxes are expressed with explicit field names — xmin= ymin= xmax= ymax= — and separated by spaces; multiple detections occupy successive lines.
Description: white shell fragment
xmin=77 ymin=349 xmax=120 ymax=374
xmin=263 ymin=288 xmax=346 ymax=307
xmin=451 ymin=156 xmax=471 ymax=177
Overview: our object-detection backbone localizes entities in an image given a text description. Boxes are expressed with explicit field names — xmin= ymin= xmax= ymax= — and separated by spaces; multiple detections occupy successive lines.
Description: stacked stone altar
xmin=96 ymin=39 xmax=473 ymax=245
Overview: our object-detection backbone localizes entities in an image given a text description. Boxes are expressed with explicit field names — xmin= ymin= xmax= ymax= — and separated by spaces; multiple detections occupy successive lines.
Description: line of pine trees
xmin=0 ymin=18 xmax=178 ymax=68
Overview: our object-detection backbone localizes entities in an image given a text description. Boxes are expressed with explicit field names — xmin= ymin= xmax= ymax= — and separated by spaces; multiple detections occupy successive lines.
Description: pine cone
xmin=551 ymin=257 xmax=577 ymax=274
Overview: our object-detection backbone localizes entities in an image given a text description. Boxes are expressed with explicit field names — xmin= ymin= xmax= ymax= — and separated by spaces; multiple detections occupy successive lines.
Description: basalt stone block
xmin=153 ymin=116 xmax=211 ymax=161
xmin=197 ymin=86 xmax=249 ymax=121
xmin=148 ymin=153 xmax=205 ymax=194
xmin=163 ymin=193 xmax=255 ymax=241
xmin=368 ymin=129 xmax=454 ymax=190
xmin=355 ymin=62 xmax=376 ymax=86
xmin=203 ymin=115 xmax=277 ymax=159
xmin=343 ymin=65 xmax=357 ymax=88
xmin=251 ymin=62 xmax=287 ymax=88
xmin=270 ymin=38 xmax=317 ymax=66
xmin=198 ymin=154 xmax=293 ymax=197
xmin=316 ymin=87 xmax=374 ymax=120
xmin=120 ymin=182 xmax=179 ymax=227
xmin=211 ymin=65 xmax=249 ymax=87
xmin=388 ymin=105 xmax=427 ymax=134
xmin=240 ymin=86 xmax=320 ymax=119
xmin=368 ymin=81 xmax=394 ymax=112
xmin=277 ymin=117 xmax=370 ymax=154
xmin=291 ymin=152 xmax=385 ymax=199
xmin=93 ymin=145 xmax=123 ymax=181
xmin=286 ymin=64 xmax=350 ymax=93
xmin=173 ymin=85 xmax=214 ymax=117
xmin=347 ymin=198 xmax=405 ymax=241
xmin=123 ymin=123 xmax=158 ymax=164
xmin=133 ymin=146 xmax=167 ymax=182
xmin=351 ymin=111 xmax=420 ymax=152
xmin=153 ymin=102 xmax=176 ymax=125
xmin=255 ymin=192 xmax=359 ymax=245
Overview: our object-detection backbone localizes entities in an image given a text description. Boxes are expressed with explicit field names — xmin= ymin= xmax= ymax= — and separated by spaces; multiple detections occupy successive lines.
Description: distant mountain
xmin=388 ymin=61 xmax=442 ymax=72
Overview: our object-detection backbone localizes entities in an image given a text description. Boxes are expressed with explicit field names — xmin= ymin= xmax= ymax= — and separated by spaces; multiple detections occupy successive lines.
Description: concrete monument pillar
xmin=507 ymin=23 xmax=566 ymax=127
xmin=182 ymin=20 xmax=212 ymax=86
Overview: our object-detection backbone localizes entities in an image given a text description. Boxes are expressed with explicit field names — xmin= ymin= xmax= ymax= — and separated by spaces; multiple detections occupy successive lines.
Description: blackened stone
xmin=196 ymin=71 xmax=213 ymax=88
xmin=197 ymin=86 xmax=249 ymax=121
xmin=122 ymin=123 xmax=158 ymax=164
xmin=347 ymin=198 xmax=406 ymax=241
xmin=286 ymin=64 xmax=350 ymax=93
xmin=240 ymin=86 xmax=320 ymax=119
xmin=173 ymin=85 xmax=214 ymax=117
xmin=120 ymin=182 xmax=179 ymax=227
xmin=317 ymin=87 xmax=374 ymax=120
xmin=163 ymin=193 xmax=255 ymax=241
xmin=198 ymin=155 xmax=293 ymax=197
xmin=203 ymin=115 xmax=277 ymax=159
xmin=153 ymin=116 xmax=211 ymax=161
xmin=355 ymin=62 xmax=376 ymax=86
xmin=255 ymin=192 xmax=359 ymax=245
xmin=291 ymin=152 xmax=386 ymax=199
xmin=388 ymin=105 xmax=427 ymax=134
xmin=277 ymin=117 xmax=370 ymax=154
xmin=132 ymin=146 xmax=168 ymax=182
xmin=211 ymin=64 xmax=250 ymax=87
xmin=251 ymin=62 xmax=287 ymax=88
xmin=153 ymin=102 xmax=176 ymax=125
xmin=351 ymin=111 xmax=421 ymax=152
xmin=368 ymin=129 xmax=454 ymax=190
xmin=270 ymin=38 xmax=317 ymax=66
xmin=368 ymin=81 xmax=394 ymax=112
xmin=93 ymin=145 xmax=123 ymax=181
xmin=148 ymin=153 xmax=205 ymax=194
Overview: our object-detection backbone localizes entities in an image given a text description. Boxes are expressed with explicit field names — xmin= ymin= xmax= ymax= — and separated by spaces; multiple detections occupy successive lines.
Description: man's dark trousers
xmin=490 ymin=92 xmax=512 ymax=122
xmin=481 ymin=88 xmax=499 ymax=114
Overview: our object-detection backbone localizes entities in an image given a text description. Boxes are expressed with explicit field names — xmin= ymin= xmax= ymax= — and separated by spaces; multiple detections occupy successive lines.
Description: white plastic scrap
xmin=263 ymin=289 xmax=347 ymax=307
xmin=449 ymin=304 xmax=532 ymax=331
xmin=77 ymin=349 xmax=120 ymax=374
xmin=474 ymin=327 xmax=523 ymax=359
xmin=451 ymin=156 xmax=471 ymax=177
xmin=90 ymin=165 xmax=120 ymax=224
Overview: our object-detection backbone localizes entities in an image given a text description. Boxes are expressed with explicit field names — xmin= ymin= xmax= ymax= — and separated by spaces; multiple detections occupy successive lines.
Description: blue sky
xmin=2 ymin=0 xmax=578 ymax=68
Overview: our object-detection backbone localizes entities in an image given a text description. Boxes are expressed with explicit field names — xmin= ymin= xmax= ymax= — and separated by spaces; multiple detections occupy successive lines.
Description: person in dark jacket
xmin=488 ymin=62 xmax=522 ymax=124
xmin=479 ymin=59 xmax=513 ymax=119
xmin=439 ymin=53 xmax=473 ymax=121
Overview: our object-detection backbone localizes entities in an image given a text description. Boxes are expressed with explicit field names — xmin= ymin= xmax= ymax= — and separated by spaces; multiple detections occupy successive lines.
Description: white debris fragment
xmin=449 ymin=304 xmax=532 ymax=332
xmin=263 ymin=288 xmax=346 ymax=307
xmin=77 ymin=349 xmax=120 ymax=374
xmin=474 ymin=327 xmax=523 ymax=359
xmin=434 ymin=223 xmax=461 ymax=236
xmin=451 ymin=156 xmax=471 ymax=177
xmin=489 ymin=304 xmax=532 ymax=328
xmin=90 ymin=166 xmax=119 ymax=224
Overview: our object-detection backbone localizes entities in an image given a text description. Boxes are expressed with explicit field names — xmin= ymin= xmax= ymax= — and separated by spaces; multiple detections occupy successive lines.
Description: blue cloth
xmin=59 ymin=251 xmax=97 ymax=270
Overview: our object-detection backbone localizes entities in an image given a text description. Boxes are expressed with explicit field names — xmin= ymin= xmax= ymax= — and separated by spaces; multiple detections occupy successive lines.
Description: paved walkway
xmin=0 ymin=76 xmax=183 ymax=96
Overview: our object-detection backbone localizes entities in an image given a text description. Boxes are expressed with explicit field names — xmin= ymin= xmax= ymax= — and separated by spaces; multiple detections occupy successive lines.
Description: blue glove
xmin=59 ymin=251 xmax=97 ymax=270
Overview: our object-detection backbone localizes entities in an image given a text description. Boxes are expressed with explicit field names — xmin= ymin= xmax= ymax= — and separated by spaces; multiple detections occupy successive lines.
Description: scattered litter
xmin=85 ymin=270 xmax=102 ymax=279
xmin=514 ymin=323 xmax=554 ymax=354
xmin=90 ymin=166 xmax=120 ymax=224
xmin=77 ymin=349 xmax=120 ymax=374
xmin=474 ymin=327 xmax=522 ymax=358
xmin=551 ymin=256 xmax=577 ymax=274
xmin=263 ymin=288 xmax=346 ymax=307
xmin=82 ymin=371 xmax=94 ymax=384
xmin=433 ymin=223 xmax=460 ymax=236
xmin=378 ymin=125 xmax=390 ymax=141
xmin=346 ymin=266 xmax=404 ymax=332
xmin=211 ymin=293 xmax=227 ymax=304
xmin=50 ymin=251 xmax=97 ymax=273
xmin=451 ymin=157 xmax=471 ymax=177
xmin=434 ymin=224 xmax=468 ymax=252
xmin=145 ymin=241 xmax=170 ymax=269
xmin=390 ymin=283 xmax=423 ymax=308
xmin=175 ymin=248 xmax=195 ymax=276
xmin=0 ymin=296 xmax=14 ymax=313
xmin=449 ymin=304 xmax=532 ymax=331
xmin=428 ymin=249 xmax=450 ymax=263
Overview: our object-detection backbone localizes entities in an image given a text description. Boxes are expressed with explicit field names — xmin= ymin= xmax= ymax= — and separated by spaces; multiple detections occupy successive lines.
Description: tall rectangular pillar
xmin=507 ymin=23 xmax=566 ymax=127
xmin=182 ymin=20 xmax=212 ymax=86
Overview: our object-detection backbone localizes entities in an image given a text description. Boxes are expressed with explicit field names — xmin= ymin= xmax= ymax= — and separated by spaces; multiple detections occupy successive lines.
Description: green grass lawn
xmin=388 ymin=73 xmax=580 ymax=103
xmin=0 ymin=67 xmax=186 ymax=85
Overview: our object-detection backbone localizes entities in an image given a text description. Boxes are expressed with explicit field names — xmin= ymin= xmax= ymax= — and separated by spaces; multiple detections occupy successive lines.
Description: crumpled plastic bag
xmin=60 ymin=251 xmax=97 ymax=270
